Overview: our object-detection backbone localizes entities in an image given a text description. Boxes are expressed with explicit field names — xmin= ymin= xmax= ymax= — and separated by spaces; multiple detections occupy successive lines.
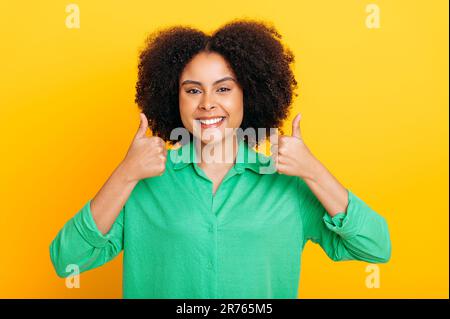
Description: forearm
xmin=302 ymin=157 xmax=349 ymax=217
xmin=91 ymin=162 xmax=137 ymax=235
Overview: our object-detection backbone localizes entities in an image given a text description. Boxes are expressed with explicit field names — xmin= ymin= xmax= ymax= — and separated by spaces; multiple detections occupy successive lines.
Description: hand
xmin=120 ymin=113 xmax=167 ymax=182
xmin=271 ymin=113 xmax=321 ymax=181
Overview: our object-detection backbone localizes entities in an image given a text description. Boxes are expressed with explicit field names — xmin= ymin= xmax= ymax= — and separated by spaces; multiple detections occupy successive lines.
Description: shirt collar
xmin=171 ymin=138 xmax=276 ymax=175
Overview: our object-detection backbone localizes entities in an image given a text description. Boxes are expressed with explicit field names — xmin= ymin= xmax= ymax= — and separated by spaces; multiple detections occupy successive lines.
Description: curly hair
xmin=135 ymin=19 xmax=298 ymax=146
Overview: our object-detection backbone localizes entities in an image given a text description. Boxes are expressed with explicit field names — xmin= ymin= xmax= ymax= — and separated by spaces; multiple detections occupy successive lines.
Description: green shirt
xmin=50 ymin=138 xmax=391 ymax=298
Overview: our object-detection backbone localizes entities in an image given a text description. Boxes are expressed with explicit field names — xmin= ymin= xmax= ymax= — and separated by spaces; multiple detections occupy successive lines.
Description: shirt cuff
xmin=72 ymin=199 xmax=111 ymax=248
xmin=322 ymin=189 xmax=368 ymax=240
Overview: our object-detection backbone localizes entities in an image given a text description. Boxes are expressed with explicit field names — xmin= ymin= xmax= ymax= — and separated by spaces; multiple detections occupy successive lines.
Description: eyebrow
xmin=180 ymin=76 xmax=236 ymax=86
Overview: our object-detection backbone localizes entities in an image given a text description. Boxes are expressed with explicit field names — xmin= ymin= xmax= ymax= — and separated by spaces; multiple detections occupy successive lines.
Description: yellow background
xmin=0 ymin=0 xmax=448 ymax=298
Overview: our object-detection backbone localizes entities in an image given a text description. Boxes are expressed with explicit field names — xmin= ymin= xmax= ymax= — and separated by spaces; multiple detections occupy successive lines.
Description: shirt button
xmin=207 ymin=261 xmax=213 ymax=269
xmin=208 ymin=225 xmax=214 ymax=233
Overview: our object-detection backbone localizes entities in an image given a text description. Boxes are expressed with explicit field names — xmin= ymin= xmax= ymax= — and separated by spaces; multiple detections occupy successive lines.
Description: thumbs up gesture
xmin=120 ymin=113 xmax=167 ymax=182
xmin=271 ymin=113 xmax=320 ymax=181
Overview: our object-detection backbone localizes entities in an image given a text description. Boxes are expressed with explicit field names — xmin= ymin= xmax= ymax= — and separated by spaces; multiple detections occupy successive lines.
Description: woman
xmin=50 ymin=20 xmax=391 ymax=298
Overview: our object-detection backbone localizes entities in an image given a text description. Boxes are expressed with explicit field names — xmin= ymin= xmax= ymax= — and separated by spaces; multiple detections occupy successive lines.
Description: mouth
xmin=195 ymin=116 xmax=226 ymax=129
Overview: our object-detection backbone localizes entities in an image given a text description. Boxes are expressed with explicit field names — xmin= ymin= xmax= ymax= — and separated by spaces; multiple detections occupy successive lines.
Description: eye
xmin=186 ymin=88 xmax=201 ymax=94
xmin=217 ymin=87 xmax=231 ymax=93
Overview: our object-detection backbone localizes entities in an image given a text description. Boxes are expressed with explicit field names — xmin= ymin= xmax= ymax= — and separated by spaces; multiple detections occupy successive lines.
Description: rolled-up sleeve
xmin=298 ymin=178 xmax=391 ymax=263
xmin=49 ymin=200 xmax=124 ymax=278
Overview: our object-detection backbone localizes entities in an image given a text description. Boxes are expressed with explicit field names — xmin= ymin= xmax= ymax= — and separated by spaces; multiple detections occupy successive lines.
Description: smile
xmin=196 ymin=117 xmax=225 ymax=128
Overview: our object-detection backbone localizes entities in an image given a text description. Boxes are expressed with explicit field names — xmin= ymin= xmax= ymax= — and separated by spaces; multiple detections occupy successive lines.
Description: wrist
xmin=115 ymin=161 xmax=139 ymax=186
xmin=300 ymin=156 xmax=325 ymax=183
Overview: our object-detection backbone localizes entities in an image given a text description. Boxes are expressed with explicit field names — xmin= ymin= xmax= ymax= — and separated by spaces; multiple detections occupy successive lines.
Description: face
xmin=179 ymin=51 xmax=244 ymax=146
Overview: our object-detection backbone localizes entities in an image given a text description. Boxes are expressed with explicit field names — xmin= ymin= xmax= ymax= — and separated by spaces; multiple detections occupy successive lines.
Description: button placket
xmin=210 ymin=192 xmax=218 ymax=298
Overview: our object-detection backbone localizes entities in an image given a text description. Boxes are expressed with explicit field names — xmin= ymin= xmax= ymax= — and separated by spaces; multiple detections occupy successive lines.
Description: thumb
xmin=135 ymin=112 xmax=149 ymax=139
xmin=291 ymin=113 xmax=302 ymax=139
xmin=269 ymin=127 xmax=279 ymax=145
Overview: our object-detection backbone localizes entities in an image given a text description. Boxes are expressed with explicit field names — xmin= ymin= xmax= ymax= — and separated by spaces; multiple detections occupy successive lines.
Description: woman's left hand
xmin=272 ymin=113 xmax=322 ymax=182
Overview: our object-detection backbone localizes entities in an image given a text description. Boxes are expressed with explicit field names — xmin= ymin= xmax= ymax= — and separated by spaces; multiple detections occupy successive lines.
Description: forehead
xmin=180 ymin=51 xmax=235 ymax=82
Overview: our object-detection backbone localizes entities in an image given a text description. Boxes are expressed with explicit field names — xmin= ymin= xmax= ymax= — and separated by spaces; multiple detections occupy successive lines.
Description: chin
xmin=191 ymin=126 xmax=238 ymax=146
xmin=199 ymin=136 xmax=224 ymax=146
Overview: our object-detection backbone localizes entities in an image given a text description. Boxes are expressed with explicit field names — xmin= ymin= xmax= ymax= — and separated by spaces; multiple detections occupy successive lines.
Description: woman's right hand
xmin=120 ymin=112 xmax=167 ymax=183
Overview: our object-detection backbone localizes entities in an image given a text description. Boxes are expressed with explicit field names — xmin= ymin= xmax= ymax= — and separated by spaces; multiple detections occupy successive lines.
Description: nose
xmin=200 ymin=103 xmax=216 ymax=111
xmin=199 ymin=92 xmax=216 ymax=111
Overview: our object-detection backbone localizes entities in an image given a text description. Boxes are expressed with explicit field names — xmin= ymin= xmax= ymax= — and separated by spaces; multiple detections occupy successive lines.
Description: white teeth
xmin=199 ymin=117 xmax=223 ymax=125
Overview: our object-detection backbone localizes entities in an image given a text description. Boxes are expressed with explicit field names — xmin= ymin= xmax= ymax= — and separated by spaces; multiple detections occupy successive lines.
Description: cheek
xmin=225 ymin=94 xmax=244 ymax=126
xmin=179 ymin=95 xmax=196 ymax=129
